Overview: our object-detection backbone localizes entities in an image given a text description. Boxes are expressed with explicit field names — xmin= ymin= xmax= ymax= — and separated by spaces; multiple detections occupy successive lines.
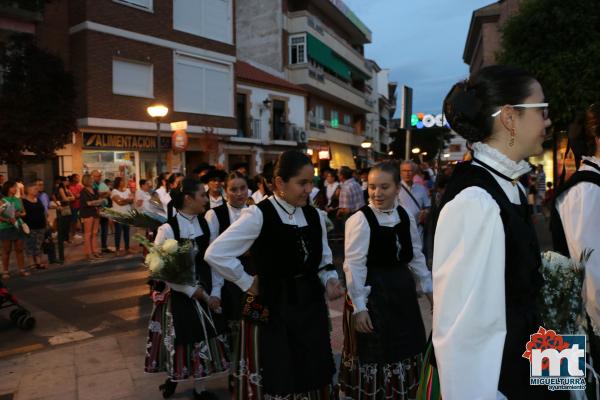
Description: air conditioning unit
xmin=294 ymin=128 xmax=308 ymax=143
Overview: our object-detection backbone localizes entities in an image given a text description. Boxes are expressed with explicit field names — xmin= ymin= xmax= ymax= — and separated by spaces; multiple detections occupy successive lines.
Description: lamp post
xmin=147 ymin=104 xmax=169 ymax=174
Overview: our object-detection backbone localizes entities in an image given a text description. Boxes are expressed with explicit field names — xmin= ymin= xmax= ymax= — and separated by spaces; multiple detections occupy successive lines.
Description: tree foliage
xmin=0 ymin=34 xmax=76 ymax=164
xmin=497 ymin=0 xmax=600 ymax=130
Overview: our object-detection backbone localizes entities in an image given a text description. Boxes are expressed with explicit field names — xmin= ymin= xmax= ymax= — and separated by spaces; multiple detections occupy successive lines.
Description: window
xmin=330 ymin=110 xmax=339 ymax=128
xmin=236 ymin=93 xmax=248 ymax=137
xmin=113 ymin=0 xmax=153 ymax=11
xmin=289 ymin=34 xmax=306 ymax=65
xmin=173 ymin=0 xmax=232 ymax=44
xmin=112 ymin=59 xmax=153 ymax=98
xmin=174 ymin=54 xmax=233 ymax=116
xmin=315 ymin=105 xmax=325 ymax=129
xmin=343 ymin=114 xmax=352 ymax=126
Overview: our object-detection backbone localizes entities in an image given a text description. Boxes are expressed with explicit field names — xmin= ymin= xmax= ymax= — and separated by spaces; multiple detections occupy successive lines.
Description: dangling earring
xmin=509 ymin=129 xmax=516 ymax=147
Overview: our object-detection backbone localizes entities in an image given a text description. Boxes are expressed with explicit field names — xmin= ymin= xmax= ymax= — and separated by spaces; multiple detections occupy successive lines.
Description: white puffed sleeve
xmin=343 ymin=211 xmax=371 ymax=313
xmin=557 ymin=182 xmax=600 ymax=335
xmin=432 ymin=187 xmax=508 ymax=400
xmin=204 ymin=206 xmax=261 ymax=292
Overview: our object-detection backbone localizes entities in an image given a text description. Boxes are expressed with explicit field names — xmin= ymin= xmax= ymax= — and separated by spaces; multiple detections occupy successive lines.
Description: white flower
xmin=161 ymin=239 xmax=179 ymax=254
xmin=146 ymin=252 xmax=164 ymax=272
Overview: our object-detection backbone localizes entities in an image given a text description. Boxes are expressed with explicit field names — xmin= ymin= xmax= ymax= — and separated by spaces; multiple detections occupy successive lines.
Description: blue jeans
xmin=114 ymin=222 xmax=129 ymax=251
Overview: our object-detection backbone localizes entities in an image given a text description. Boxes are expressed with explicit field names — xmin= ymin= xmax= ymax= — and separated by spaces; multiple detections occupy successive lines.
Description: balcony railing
xmin=235 ymin=118 xmax=261 ymax=139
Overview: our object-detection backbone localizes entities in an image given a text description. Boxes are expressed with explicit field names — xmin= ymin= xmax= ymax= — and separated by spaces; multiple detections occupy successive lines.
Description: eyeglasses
xmin=491 ymin=103 xmax=549 ymax=119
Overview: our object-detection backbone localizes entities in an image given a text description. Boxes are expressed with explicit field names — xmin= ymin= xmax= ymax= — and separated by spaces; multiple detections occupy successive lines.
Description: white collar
xmin=369 ymin=203 xmax=396 ymax=215
xmin=582 ymin=156 xmax=600 ymax=167
xmin=273 ymin=194 xmax=298 ymax=214
xmin=227 ymin=202 xmax=246 ymax=212
xmin=177 ymin=211 xmax=196 ymax=222
xmin=471 ymin=142 xmax=532 ymax=179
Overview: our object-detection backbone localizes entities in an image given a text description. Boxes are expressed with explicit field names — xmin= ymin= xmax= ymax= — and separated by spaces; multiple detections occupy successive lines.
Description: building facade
xmin=236 ymin=0 xmax=374 ymax=172
xmin=4 ymin=0 xmax=240 ymax=185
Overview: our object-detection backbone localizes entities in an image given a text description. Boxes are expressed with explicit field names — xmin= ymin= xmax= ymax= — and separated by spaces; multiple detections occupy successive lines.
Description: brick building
xmin=4 ymin=0 xmax=239 ymax=184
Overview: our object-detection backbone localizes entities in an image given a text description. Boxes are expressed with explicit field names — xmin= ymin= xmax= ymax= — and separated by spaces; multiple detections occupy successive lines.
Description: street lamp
xmin=411 ymin=147 xmax=421 ymax=154
xmin=147 ymin=104 xmax=169 ymax=174
xmin=361 ymin=138 xmax=373 ymax=149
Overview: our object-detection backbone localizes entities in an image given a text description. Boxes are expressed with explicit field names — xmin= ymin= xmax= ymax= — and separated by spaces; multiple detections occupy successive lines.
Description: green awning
xmin=307 ymin=34 xmax=351 ymax=81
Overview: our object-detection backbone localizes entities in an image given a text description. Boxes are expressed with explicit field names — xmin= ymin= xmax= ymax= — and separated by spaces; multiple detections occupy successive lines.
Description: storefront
xmin=80 ymin=132 xmax=182 ymax=186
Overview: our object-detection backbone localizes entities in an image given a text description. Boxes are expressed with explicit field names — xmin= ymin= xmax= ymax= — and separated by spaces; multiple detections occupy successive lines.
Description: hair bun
xmin=443 ymin=81 xmax=486 ymax=142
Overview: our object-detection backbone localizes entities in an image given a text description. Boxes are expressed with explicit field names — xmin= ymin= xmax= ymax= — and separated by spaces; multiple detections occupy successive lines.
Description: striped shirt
xmin=339 ymin=177 xmax=365 ymax=212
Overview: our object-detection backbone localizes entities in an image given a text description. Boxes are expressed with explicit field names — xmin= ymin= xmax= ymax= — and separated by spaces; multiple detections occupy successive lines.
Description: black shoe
xmin=194 ymin=390 xmax=219 ymax=400
xmin=101 ymin=248 xmax=114 ymax=254
xmin=159 ymin=379 xmax=177 ymax=398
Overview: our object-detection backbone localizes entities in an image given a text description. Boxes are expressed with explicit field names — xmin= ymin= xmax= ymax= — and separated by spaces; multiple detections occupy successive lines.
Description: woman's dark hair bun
xmin=443 ymin=65 xmax=537 ymax=143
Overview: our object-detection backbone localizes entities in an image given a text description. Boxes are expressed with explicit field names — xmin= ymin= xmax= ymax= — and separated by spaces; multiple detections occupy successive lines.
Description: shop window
xmin=174 ymin=54 xmax=232 ymax=117
xmin=174 ymin=0 xmax=232 ymax=44
xmin=113 ymin=59 xmax=153 ymax=98
xmin=289 ymin=34 xmax=306 ymax=65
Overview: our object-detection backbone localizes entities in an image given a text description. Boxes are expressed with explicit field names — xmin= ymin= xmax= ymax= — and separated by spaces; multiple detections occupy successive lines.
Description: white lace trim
xmin=471 ymin=142 xmax=532 ymax=179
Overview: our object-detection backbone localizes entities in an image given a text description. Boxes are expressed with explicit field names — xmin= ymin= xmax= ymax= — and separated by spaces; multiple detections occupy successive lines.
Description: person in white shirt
xmin=203 ymin=169 xmax=226 ymax=210
xmin=340 ymin=161 xmax=432 ymax=399
xmin=323 ymin=170 xmax=340 ymax=209
xmin=110 ymin=177 xmax=133 ymax=255
xmin=554 ymin=103 xmax=600 ymax=366
xmin=250 ymin=173 xmax=271 ymax=205
xmin=134 ymin=179 xmax=152 ymax=213
xmin=205 ymin=150 xmax=344 ymax=399
xmin=154 ymin=172 xmax=171 ymax=216
xmin=432 ymin=65 xmax=564 ymax=400
xmin=398 ymin=161 xmax=431 ymax=239
xmin=145 ymin=176 xmax=228 ymax=400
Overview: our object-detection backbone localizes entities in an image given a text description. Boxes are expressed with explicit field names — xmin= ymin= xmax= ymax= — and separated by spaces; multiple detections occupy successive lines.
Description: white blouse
xmin=343 ymin=203 xmax=432 ymax=315
xmin=155 ymin=187 xmax=171 ymax=217
xmin=432 ymin=142 xmax=531 ymax=400
xmin=556 ymin=155 xmax=600 ymax=336
xmin=325 ymin=181 xmax=340 ymax=206
xmin=205 ymin=195 xmax=338 ymax=293
xmin=251 ymin=190 xmax=267 ymax=205
xmin=204 ymin=203 xmax=247 ymax=299
xmin=154 ymin=211 xmax=219 ymax=299
xmin=209 ymin=195 xmax=224 ymax=209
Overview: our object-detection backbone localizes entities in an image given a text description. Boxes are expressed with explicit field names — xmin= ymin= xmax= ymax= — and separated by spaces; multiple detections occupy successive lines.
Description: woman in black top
xmin=22 ymin=181 xmax=48 ymax=269
xmin=79 ymin=174 xmax=103 ymax=261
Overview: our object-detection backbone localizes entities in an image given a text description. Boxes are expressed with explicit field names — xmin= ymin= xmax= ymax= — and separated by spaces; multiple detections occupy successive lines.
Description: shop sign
xmin=83 ymin=133 xmax=170 ymax=150
xmin=172 ymin=130 xmax=189 ymax=153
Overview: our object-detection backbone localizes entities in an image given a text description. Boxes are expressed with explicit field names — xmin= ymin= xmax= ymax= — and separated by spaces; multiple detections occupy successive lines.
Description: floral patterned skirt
xmin=144 ymin=289 xmax=230 ymax=381
xmin=339 ymin=297 xmax=423 ymax=400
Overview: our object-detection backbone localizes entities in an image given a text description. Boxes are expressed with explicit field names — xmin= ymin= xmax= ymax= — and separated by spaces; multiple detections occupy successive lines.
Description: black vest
xmin=167 ymin=214 xmax=212 ymax=291
xmin=212 ymin=203 xmax=231 ymax=234
xmin=361 ymin=205 xmax=414 ymax=268
xmin=435 ymin=161 xmax=546 ymax=398
xmin=551 ymin=164 xmax=600 ymax=256
xmin=250 ymin=200 xmax=323 ymax=306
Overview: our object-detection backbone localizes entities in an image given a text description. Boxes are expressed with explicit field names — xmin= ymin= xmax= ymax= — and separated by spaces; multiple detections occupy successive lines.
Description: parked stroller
xmin=0 ymin=278 xmax=35 ymax=330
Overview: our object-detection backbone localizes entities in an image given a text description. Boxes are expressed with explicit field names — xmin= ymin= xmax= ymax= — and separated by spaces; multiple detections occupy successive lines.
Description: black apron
xmin=357 ymin=205 xmax=426 ymax=364
xmin=249 ymin=200 xmax=335 ymax=395
xmin=167 ymin=215 xmax=219 ymax=345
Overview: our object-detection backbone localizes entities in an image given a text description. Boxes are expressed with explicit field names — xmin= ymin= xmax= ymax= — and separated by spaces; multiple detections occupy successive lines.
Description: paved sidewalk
xmin=0 ymin=329 xmax=229 ymax=400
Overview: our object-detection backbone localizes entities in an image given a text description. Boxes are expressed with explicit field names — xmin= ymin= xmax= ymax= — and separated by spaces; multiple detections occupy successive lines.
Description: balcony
xmin=287 ymin=63 xmax=374 ymax=113
xmin=307 ymin=116 xmax=364 ymax=147
xmin=286 ymin=11 xmax=371 ymax=78
xmin=0 ymin=1 xmax=44 ymax=36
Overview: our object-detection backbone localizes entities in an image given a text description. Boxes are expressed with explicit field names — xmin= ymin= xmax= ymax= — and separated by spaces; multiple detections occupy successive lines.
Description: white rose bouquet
xmin=136 ymin=235 xmax=195 ymax=285
xmin=540 ymin=249 xmax=593 ymax=335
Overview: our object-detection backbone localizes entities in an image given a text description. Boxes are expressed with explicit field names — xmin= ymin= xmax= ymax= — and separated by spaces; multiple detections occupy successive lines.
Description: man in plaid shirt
xmin=337 ymin=166 xmax=366 ymax=218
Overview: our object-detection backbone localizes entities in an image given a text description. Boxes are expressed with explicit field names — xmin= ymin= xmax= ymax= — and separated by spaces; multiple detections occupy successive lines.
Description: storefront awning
xmin=307 ymin=34 xmax=352 ymax=81
xmin=329 ymin=142 xmax=356 ymax=170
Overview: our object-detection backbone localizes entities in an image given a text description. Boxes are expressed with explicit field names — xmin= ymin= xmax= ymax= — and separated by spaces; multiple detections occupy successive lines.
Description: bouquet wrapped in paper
xmin=100 ymin=208 xmax=167 ymax=231
xmin=1 ymin=199 xmax=30 ymax=235
xmin=540 ymin=250 xmax=593 ymax=335
xmin=136 ymin=235 xmax=195 ymax=285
